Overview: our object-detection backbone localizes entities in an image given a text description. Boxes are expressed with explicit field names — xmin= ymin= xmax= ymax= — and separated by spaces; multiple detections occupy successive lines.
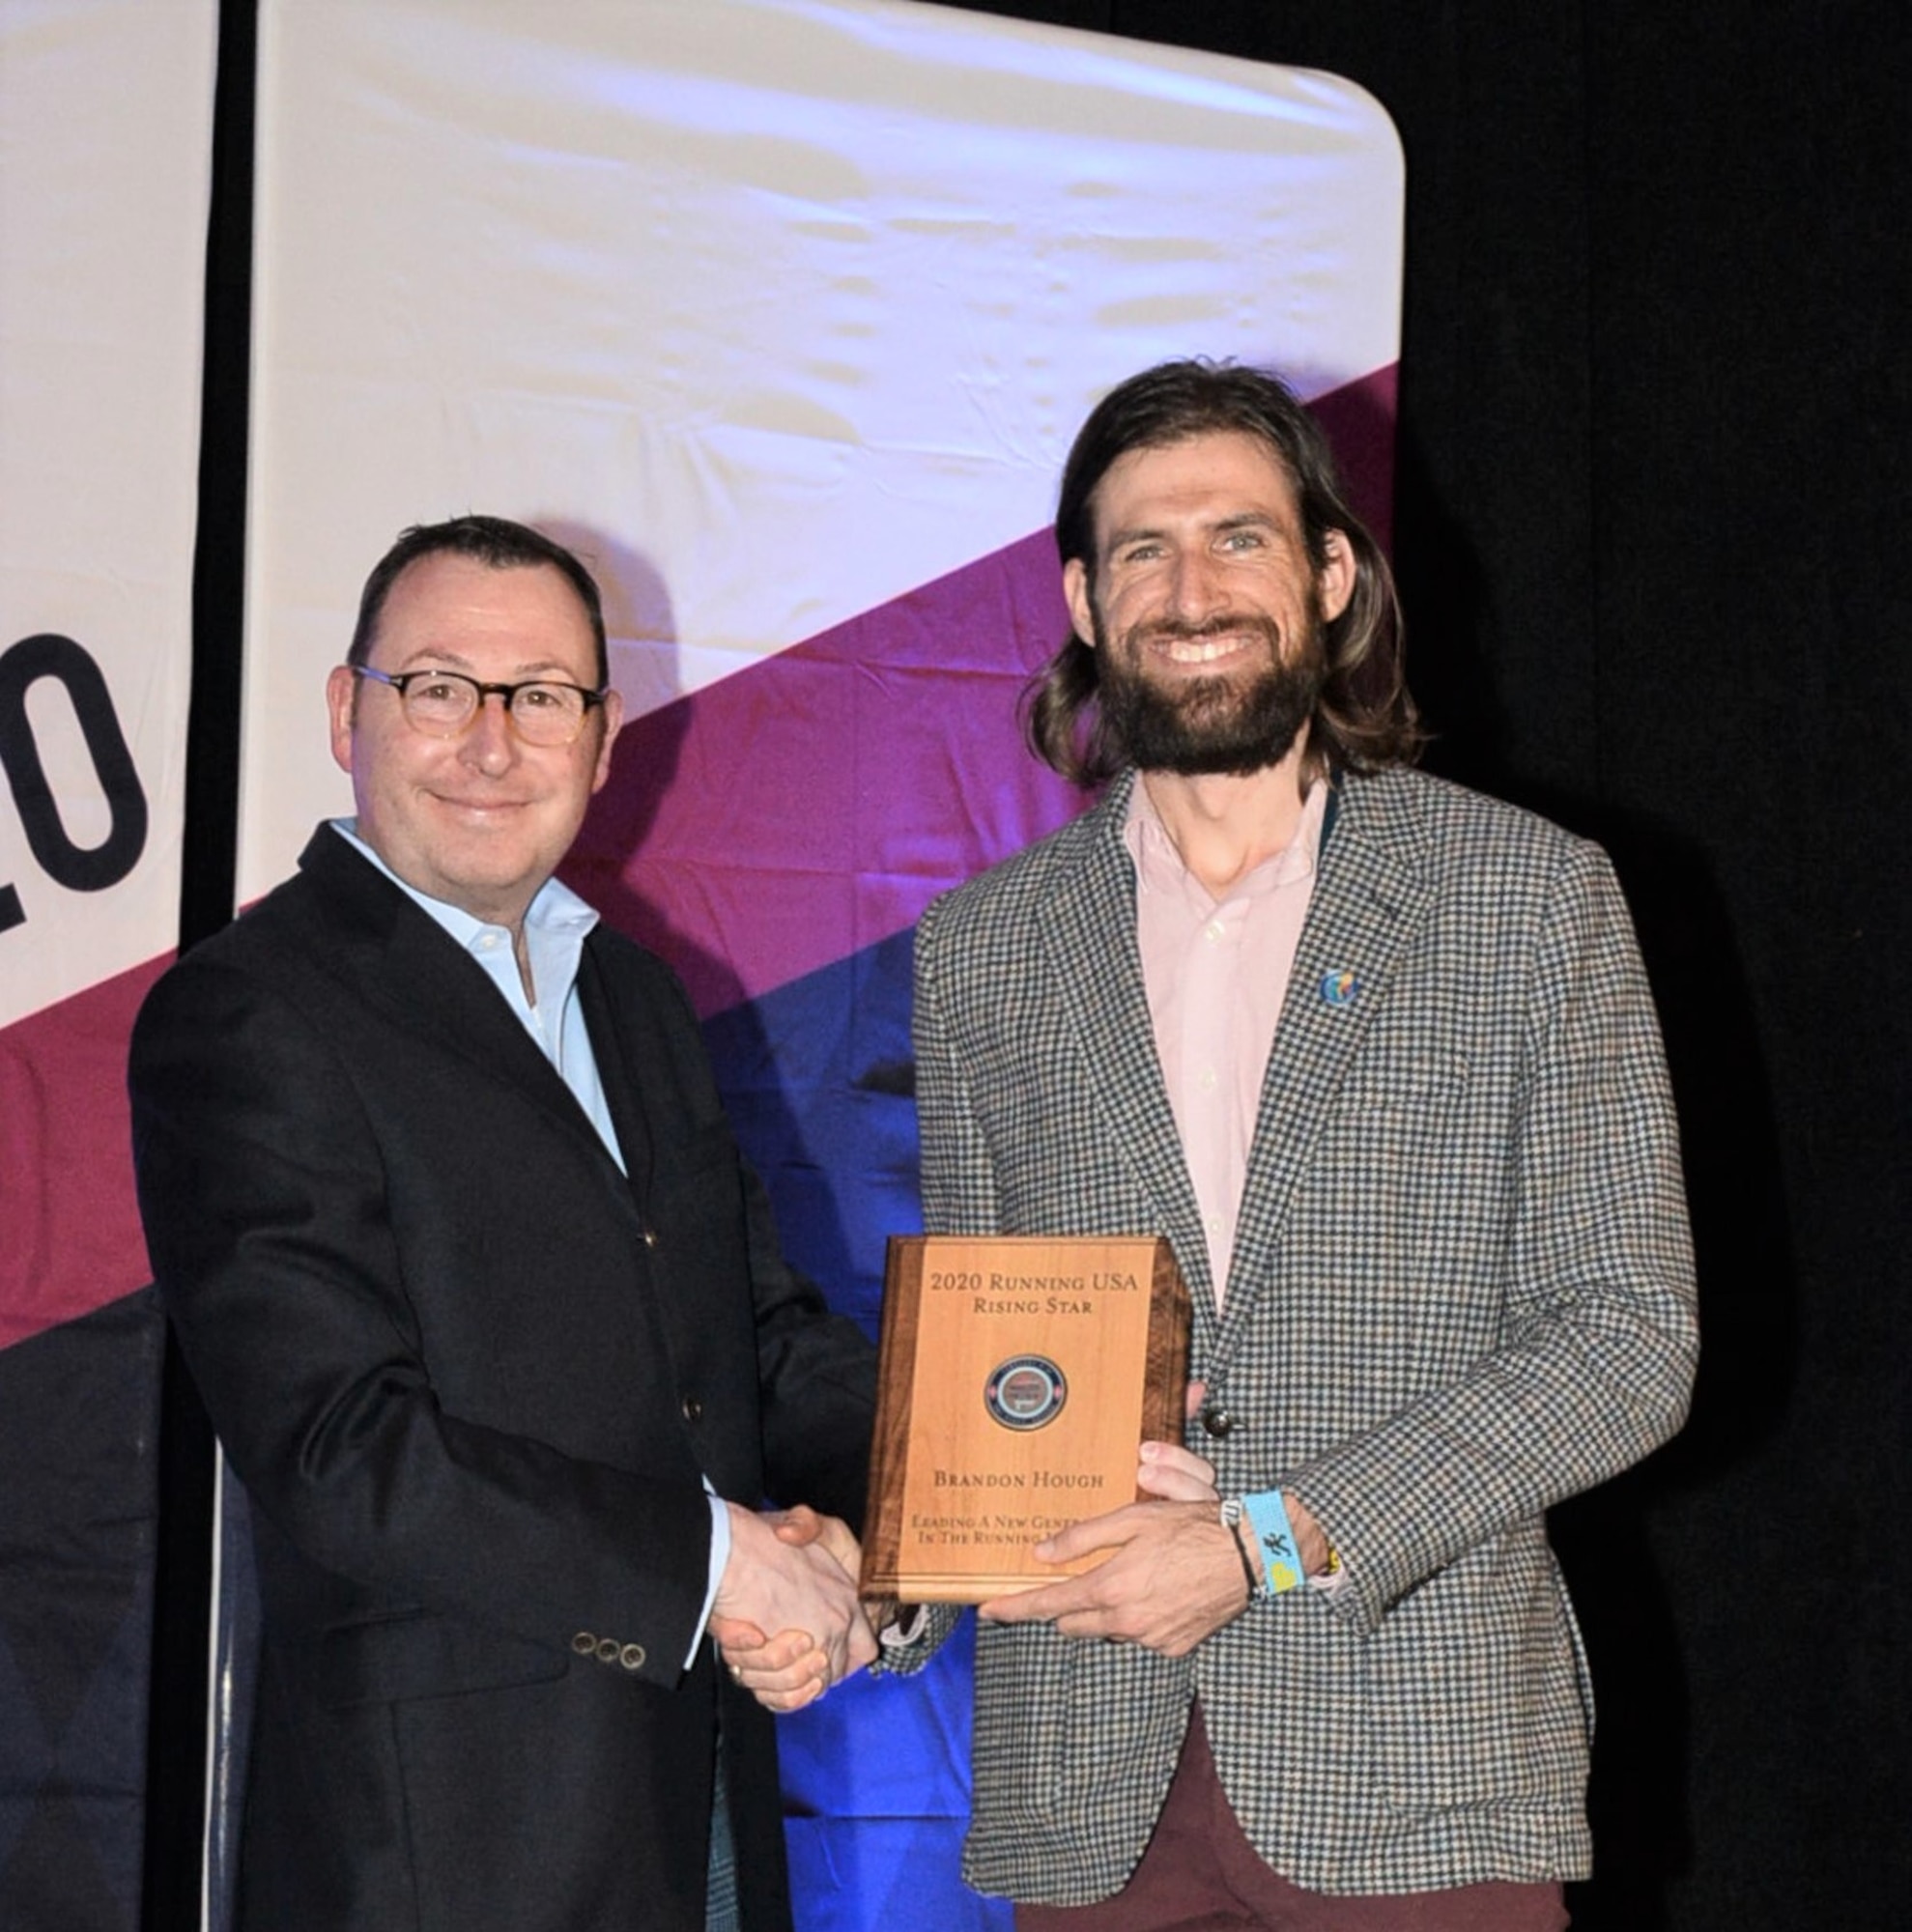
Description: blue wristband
xmin=1240 ymin=1489 xmax=1304 ymax=1595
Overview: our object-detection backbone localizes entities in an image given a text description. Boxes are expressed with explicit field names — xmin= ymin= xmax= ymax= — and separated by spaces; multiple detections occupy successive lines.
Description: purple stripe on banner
xmin=564 ymin=530 xmax=1083 ymax=1017
xmin=563 ymin=366 xmax=1397 ymax=1017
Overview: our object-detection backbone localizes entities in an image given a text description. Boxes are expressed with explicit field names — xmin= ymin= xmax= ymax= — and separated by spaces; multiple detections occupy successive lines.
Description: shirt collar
xmin=1122 ymin=774 xmax=1327 ymax=909
xmin=328 ymin=817 xmax=599 ymax=958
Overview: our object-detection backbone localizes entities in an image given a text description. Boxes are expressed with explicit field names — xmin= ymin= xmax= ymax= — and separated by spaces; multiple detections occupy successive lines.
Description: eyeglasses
xmin=351 ymin=666 xmax=609 ymax=747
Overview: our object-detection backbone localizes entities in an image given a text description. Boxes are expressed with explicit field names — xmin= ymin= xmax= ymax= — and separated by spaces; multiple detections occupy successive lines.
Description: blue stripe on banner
xmin=702 ymin=925 xmax=924 ymax=1341
xmin=780 ymin=1619 xmax=1010 ymax=1932
xmin=703 ymin=929 xmax=1013 ymax=1929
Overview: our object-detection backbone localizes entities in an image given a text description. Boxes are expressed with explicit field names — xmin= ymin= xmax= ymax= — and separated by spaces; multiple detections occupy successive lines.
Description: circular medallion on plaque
xmin=985 ymin=1354 xmax=1069 ymax=1431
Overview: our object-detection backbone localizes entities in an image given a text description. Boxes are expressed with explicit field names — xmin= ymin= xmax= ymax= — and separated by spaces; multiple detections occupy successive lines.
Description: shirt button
xmin=681 ymin=1394 xmax=703 ymax=1424
xmin=1197 ymin=1065 xmax=1218 ymax=1094
xmin=1200 ymin=1405 xmax=1237 ymax=1439
xmin=1204 ymin=919 xmax=1225 ymax=943
xmin=642 ymin=1226 xmax=660 ymax=1249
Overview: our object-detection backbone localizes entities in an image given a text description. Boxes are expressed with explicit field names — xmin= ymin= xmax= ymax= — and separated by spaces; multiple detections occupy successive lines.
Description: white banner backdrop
xmin=0 ymin=0 xmax=212 ymax=1344
xmin=0 ymin=0 xmax=212 ymax=1036
xmin=242 ymin=0 xmax=1401 ymax=895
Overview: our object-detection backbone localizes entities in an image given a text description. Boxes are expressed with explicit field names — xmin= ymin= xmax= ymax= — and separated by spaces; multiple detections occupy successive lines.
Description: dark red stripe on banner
xmin=1 ymin=954 xmax=168 ymax=1352
xmin=565 ymin=366 xmax=1397 ymax=1017
xmin=1311 ymin=363 xmax=1397 ymax=556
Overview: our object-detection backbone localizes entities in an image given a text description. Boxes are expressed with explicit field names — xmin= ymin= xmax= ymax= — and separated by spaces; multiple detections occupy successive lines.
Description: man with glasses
xmin=130 ymin=515 xmax=876 ymax=1932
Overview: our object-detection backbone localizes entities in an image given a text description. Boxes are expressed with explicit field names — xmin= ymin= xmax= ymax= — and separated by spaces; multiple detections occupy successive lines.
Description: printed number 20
xmin=0 ymin=635 xmax=149 ymax=935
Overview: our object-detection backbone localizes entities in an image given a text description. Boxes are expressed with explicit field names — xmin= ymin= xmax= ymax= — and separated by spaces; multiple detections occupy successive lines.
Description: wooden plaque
xmin=861 ymin=1235 xmax=1190 ymax=1603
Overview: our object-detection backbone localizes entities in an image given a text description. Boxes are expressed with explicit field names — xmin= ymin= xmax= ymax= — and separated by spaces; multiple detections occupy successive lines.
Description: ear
xmin=326 ymin=665 xmax=357 ymax=775
xmin=1317 ymin=530 xmax=1356 ymax=624
xmin=589 ymin=689 xmax=623 ymax=793
xmin=1063 ymin=558 xmax=1098 ymax=648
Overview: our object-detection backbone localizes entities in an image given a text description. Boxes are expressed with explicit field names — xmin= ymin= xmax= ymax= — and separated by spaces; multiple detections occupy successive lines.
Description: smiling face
xmin=1065 ymin=429 xmax=1354 ymax=777
xmin=326 ymin=551 xmax=622 ymax=931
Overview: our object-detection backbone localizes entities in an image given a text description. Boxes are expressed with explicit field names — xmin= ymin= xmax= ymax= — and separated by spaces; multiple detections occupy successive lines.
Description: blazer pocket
xmin=1365 ymin=1538 xmax=1586 ymax=1811
xmin=317 ymin=1610 xmax=567 ymax=1709
xmin=1336 ymin=1046 xmax=1471 ymax=1114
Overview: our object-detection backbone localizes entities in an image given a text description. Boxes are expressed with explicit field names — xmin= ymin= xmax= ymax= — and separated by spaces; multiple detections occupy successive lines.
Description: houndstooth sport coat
xmin=909 ymin=763 xmax=1698 ymax=1903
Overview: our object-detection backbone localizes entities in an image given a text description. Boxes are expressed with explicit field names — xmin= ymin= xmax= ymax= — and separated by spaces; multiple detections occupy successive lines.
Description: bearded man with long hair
xmin=896 ymin=361 xmax=1696 ymax=1931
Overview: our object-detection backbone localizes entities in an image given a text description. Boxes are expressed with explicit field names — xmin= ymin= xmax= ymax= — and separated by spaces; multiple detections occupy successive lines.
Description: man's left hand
xmin=977 ymin=1500 xmax=1248 ymax=1657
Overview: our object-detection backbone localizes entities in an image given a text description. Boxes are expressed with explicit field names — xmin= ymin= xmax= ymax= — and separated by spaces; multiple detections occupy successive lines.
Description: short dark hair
xmin=1026 ymin=358 xmax=1421 ymax=782
xmin=348 ymin=514 xmax=610 ymax=690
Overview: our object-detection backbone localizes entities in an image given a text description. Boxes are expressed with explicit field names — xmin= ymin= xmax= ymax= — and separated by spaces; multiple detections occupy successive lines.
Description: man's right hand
xmin=977 ymin=1499 xmax=1247 ymax=1656
xmin=710 ymin=1504 xmax=874 ymax=1711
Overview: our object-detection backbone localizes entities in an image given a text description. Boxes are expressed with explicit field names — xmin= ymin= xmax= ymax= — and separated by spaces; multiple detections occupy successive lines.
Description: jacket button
xmin=594 ymin=1637 xmax=619 ymax=1663
xmin=642 ymin=1226 xmax=660 ymax=1249
xmin=681 ymin=1394 xmax=702 ymax=1424
xmin=618 ymin=1643 xmax=646 ymax=1671
xmin=571 ymin=1631 xmax=596 ymax=1656
xmin=1200 ymin=1404 xmax=1236 ymax=1439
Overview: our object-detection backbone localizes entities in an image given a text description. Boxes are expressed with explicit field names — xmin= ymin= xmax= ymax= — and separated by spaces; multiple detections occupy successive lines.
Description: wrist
xmin=1276 ymin=1491 xmax=1333 ymax=1578
xmin=1228 ymin=1490 xmax=1337 ymax=1595
xmin=1216 ymin=1497 xmax=1261 ymax=1605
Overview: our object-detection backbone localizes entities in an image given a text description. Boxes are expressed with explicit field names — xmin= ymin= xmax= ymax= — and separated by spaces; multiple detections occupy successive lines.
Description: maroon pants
xmin=1015 ymin=1707 xmax=1569 ymax=1932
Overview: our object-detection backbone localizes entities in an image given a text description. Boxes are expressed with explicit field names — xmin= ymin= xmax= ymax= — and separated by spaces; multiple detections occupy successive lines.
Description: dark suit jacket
xmin=130 ymin=827 xmax=874 ymax=1932
xmin=912 ymin=767 xmax=1698 ymax=1902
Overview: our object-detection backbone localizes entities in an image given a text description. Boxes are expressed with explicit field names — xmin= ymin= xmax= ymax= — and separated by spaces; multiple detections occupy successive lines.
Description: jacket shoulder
xmin=1338 ymin=764 xmax=1602 ymax=880
xmin=144 ymin=862 xmax=336 ymax=998
xmin=925 ymin=791 xmax=1113 ymax=933
xmin=579 ymin=916 xmax=700 ymax=1031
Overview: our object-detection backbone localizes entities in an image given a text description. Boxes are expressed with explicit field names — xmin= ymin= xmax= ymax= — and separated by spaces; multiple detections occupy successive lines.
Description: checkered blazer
xmin=910 ymin=764 xmax=1698 ymax=1902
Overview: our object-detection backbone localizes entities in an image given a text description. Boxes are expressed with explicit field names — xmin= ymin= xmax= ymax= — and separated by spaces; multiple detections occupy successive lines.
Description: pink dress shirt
xmin=1124 ymin=777 xmax=1327 ymax=1310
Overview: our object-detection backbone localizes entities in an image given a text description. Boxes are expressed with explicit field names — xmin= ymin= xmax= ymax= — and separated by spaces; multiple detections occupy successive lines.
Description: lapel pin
xmin=1318 ymin=968 xmax=1360 ymax=1009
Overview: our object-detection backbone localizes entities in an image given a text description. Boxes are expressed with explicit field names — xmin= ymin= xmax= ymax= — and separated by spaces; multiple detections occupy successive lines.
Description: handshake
xmin=709 ymin=1503 xmax=879 ymax=1713
xmin=707 ymin=1432 xmax=1227 ymax=1713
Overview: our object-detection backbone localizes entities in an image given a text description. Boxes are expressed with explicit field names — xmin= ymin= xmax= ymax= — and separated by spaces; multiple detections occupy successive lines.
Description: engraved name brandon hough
xmin=928 ymin=1470 xmax=1107 ymax=1490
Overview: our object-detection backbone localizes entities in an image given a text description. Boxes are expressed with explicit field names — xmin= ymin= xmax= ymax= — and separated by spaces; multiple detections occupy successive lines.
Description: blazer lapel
xmin=1041 ymin=781 xmax=1215 ymax=1315
xmin=1213 ymin=771 xmax=1432 ymax=1372
xmin=299 ymin=828 xmax=629 ymax=1178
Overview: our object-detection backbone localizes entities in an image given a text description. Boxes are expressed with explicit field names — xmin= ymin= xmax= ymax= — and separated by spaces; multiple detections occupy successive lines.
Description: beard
xmin=1094 ymin=601 xmax=1327 ymax=778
